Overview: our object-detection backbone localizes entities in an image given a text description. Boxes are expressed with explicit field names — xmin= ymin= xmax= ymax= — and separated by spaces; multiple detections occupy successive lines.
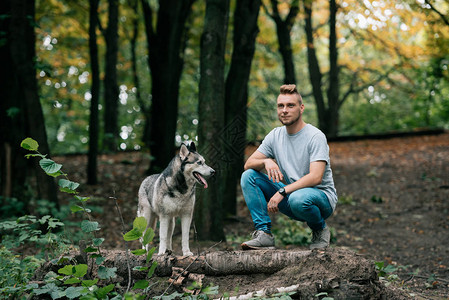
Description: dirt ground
xmin=55 ymin=132 xmax=449 ymax=299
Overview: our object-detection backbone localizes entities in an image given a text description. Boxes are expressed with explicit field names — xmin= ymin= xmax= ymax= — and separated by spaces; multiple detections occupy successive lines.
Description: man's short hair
xmin=279 ymin=84 xmax=303 ymax=104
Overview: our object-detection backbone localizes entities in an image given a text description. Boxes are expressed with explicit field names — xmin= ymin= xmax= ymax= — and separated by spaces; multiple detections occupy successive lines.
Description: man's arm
xmin=267 ymin=161 xmax=326 ymax=213
xmin=244 ymin=150 xmax=284 ymax=183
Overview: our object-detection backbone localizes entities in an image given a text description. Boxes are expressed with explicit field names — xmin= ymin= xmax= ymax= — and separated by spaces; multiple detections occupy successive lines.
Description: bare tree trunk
xmin=222 ymin=0 xmax=261 ymax=215
xmin=128 ymin=0 xmax=149 ymax=144
xmin=103 ymin=0 xmax=120 ymax=152
xmin=265 ymin=0 xmax=300 ymax=84
xmin=303 ymin=0 xmax=326 ymax=133
xmin=326 ymin=0 xmax=339 ymax=138
xmin=195 ymin=0 xmax=230 ymax=241
xmin=140 ymin=0 xmax=196 ymax=174
xmin=87 ymin=0 xmax=100 ymax=185
xmin=303 ymin=0 xmax=340 ymax=138
xmin=0 ymin=0 xmax=58 ymax=207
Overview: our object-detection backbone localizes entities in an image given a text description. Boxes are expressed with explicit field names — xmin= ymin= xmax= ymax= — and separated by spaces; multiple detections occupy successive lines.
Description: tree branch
xmin=424 ymin=0 xmax=449 ymax=26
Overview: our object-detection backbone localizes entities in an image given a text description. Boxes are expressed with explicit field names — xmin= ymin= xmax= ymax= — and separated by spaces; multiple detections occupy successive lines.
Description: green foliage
xmin=375 ymin=261 xmax=403 ymax=286
xmin=4 ymin=138 xmax=220 ymax=299
xmin=0 ymin=214 xmax=67 ymax=257
xmin=272 ymin=214 xmax=312 ymax=246
xmin=0 ymin=247 xmax=43 ymax=297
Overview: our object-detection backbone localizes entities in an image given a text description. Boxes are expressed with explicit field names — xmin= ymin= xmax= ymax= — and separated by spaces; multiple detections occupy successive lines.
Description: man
xmin=240 ymin=84 xmax=337 ymax=250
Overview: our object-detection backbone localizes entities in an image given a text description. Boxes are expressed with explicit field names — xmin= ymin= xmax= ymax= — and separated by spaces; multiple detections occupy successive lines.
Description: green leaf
xmin=133 ymin=217 xmax=147 ymax=232
xmin=123 ymin=228 xmax=142 ymax=241
xmin=70 ymin=205 xmax=84 ymax=213
xmin=73 ymin=264 xmax=88 ymax=277
xmin=74 ymin=195 xmax=90 ymax=202
xmin=81 ymin=279 xmax=98 ymax=288
xmin=147 ymin=261 xmax=157 ymax=278
xmin=201 ymin=284 xmax=219 ymax=295
xmin=59 ymin=179 xmax=80 ymax=193
xmin=92 ymin=238 xmax=104 ymax=246
xmin=84 ymin=246 xmax=98 ymax=253
xmin=132 ymin=266 xmax=148 ymax=271
xmin=58 ymin=265 xmax=74 ymax=276
xmin=95 ymin=257 xmax=106 ymax=265
xmin=131 ymin=249 xmax=147 ymax=256
xmin=65 ymin=286 xmax=85 ymax=299
xmin=95 ymin=284 xmax=115 ymax=299
xmin=132 ymin=280 xmax=149 ymax=290
xmin=39 ymin=158 xmax=62 ymax=174
xmin=81 ymin=220 xmax=100 ymax=233
xmin=98 ymin=266 xmax=117 ymax=280
xmin=64 ymin=278 xmax=81 ymax=285
xmin=142 ymin=227 xmax=155 ymax=245
xmin=46 ymin=170 xmax=64 ymax=178
xmin=146 ymin=246 xmax=157 ymax=264
xmin=21 ymin=138 xmax=39 ymax=151
xmin=24 ymin=153 xmax=46 ymax=159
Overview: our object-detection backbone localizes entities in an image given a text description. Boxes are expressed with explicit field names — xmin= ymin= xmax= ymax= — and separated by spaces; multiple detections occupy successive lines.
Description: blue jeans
xmin=240 ymin=169 xmax=333 ymax=233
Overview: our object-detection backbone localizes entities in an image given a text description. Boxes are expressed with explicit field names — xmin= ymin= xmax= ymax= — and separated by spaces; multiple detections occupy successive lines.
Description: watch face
xmin=279 ymin=187 xmax=286 ymax=195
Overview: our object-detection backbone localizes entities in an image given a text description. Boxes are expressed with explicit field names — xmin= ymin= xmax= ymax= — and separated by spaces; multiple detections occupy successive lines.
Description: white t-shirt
xmin=257 ymin=124 xmax=338 ymax=210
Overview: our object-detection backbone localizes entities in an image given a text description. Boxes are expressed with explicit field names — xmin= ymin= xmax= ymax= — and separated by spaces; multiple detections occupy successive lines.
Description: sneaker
xmin=241 ymin=230 xmax=275 ymax=250
xmin=309 ymin=226 xmax=330 ymax=250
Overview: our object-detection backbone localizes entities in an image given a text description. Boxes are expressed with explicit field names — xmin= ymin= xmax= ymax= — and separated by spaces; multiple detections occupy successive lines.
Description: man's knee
xmin=240 ymin=169 xmax=259 ymax=188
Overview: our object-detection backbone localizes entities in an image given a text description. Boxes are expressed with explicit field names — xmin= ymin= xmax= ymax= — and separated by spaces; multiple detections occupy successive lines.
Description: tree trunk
xmin=303 ymin=0 xmax=326 ymax=133
xmin=268 ymin=0 xmax=300 ymax=84
xmin=303 ymin=0 xmax=341 ymax=138
xmin=87 ymin=0 xmax=100 ymax=185
xmin=0 ymin=0 xmax=58 ymax=208
xmin=141 ymin=0 xmax=196 ymax=174
xmin=128 ymin=0 xmax=149 ymax=144
xmin=195 ymin=0 xmax=230 ymax=241
xmin=103 ymin=0 xmax=120 ymax=152
xmin=222 ymin=0 xmax=261 ymax=215
xmin=326 ymin=0 xmax=339 ymax=138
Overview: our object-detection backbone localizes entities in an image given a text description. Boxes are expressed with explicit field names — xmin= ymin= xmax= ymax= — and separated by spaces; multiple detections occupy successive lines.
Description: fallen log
xmin=107 ymin=249 xmax=312 ymax=277
xmin=33 ymin=248 xmax=410 ymax=299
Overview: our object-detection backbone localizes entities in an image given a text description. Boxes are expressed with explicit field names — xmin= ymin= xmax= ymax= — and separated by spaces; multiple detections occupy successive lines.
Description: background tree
xmin=195 ymin=0 xmax=230 ymax=241
xmin=263 ymin=0 xmax=300 ymax=84
xmin=103 ymin=0 xmax=120 ymax=152
xmin=222 ymin=0 xmax=261 ymax=215
xmin=87 ymin=0 xmax=101 ymax=185
xmin=0 ymin=0 xmax=58 ymax=210
xmin=140 ymin=0 xmax=196 ymax=174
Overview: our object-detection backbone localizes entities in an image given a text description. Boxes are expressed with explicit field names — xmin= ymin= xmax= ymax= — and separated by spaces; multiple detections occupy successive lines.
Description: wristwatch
xmin=278 ymin=187 xmax=287 ymax=197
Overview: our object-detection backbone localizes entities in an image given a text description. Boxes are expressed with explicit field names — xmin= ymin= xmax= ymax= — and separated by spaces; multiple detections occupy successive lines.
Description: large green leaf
xmin=95 ymin=284 xmax=115 ymax=299
xmin=58 ymin=179 xmax=80 ymax=193
xmin=123 ymin=228 xmax=142 ymax=241
xmin=58 ymin=265 xmax=74 ymax=276
xmin=73 ymin=264 xmax=88 ymax=277
xmin=132 ymin=280 xmax=149 ymax=290
xmin=39 ymin=158 xmax=62 ymax=174
xmin=98 ymin=266 xmax=117 ymax=280
xmin=80 ymin=220 xmax=100 ymax=233
xmin=131 ymin=249 xmax=146 ymax=256
xmin=21 ymin=138 xmax=39 ymax=151
xmin=142 ymin=227 xmax=155 ymax=245
xmin=133 ymin=217 xmax=147 ymax=232
xmin=65 ymin=286 xmax=85 ymax=299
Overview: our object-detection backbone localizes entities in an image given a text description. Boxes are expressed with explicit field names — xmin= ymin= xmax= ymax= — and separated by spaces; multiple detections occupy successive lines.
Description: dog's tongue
xmin=198 ymin=174 xmax=208 ymax=189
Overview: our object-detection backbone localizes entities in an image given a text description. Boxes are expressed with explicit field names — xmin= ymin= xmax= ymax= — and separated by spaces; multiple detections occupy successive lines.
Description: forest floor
xmin=55 ymin=132 xmax=449 ymax=299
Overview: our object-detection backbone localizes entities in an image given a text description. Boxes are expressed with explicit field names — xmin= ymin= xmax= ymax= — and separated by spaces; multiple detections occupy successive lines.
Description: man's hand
xmin=267 ymin=192 xmax=284 ymax=213
xmin=264 ymin=159 xmax=284 ymax=183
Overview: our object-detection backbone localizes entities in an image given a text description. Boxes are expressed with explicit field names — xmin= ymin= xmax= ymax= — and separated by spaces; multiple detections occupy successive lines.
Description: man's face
xmin=277 ymin=93 xmax=304 ymax=126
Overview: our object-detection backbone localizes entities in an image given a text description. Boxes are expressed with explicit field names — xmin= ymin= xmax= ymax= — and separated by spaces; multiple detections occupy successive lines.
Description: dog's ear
xmin=189 ymin=142 xmax=197 ymax=152
xmin=179 ymin=143 xmax=189 ymax=160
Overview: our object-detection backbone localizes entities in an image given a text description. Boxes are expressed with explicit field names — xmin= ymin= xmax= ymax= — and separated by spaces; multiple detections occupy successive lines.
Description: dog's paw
xmin=182 ymin=251 xmax=194 ymax=256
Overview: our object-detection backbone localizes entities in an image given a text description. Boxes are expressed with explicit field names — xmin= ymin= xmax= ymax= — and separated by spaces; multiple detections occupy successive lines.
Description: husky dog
xmin=137 ymin=142 xmax=215 ymax=256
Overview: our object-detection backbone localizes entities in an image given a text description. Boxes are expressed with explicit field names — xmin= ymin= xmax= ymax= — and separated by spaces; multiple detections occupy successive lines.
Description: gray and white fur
xmin=137 ymin=142 xmax=215 ymax=256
